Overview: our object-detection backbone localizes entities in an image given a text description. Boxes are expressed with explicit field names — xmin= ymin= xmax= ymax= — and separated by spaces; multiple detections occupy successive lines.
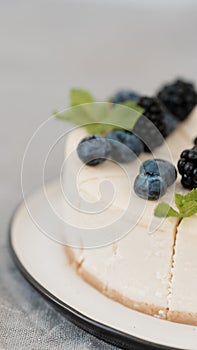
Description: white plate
xmin=10 ymin=179 xmax=197 ymax=350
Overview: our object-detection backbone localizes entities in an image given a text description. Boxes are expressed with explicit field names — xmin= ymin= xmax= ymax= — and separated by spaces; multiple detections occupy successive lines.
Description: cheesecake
xmin=62 ymin=102 xmax=197 ymax=325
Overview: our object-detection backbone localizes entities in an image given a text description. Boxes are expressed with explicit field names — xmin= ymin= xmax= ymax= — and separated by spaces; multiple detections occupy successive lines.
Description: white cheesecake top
xmin=169 ymin=215 xmax=197 ymax=313
xmin=63 ymin=107 xmax=197 ymax=319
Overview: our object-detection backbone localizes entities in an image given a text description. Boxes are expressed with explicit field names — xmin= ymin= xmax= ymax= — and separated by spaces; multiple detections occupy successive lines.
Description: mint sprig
xmin=70 ymin=88 xmax=95 ymax=107
xmin=54 ymin=88 xmax=144 ymax=135
xmin=154 ymin=189 xmax=197 ymax=218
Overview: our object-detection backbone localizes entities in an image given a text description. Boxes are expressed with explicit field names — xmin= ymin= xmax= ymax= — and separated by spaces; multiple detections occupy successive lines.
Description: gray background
xmin=0 ymin=0 xmax=197 ymax=349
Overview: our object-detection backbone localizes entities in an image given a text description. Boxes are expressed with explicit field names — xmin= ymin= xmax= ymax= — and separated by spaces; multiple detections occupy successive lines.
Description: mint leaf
xmin=54 ymin=88 xmax=145 ymax=134
xmin=154 ymin=203 xmax=180 ymax=218
xmin=154 ymin=188 xmax=197 ymax=219
xmin=183 ymin=188 xmax=197 ymax=203
xmin=70 ymin=88 xmax=95 ymax=107
xmin=178 ymin=201 xmax=197 ymax=218
xmin=175 ymin=193 xmax=185 ymax=210
xmin=55 ymin=103 xmax=112 ymax=133
xmin=103 ymin=103 xmax=141 ymax=132
xmin=54 ymin=104 xmax=95 ymax=125
xmin=122 ymin=101 xmax=144 ymax=115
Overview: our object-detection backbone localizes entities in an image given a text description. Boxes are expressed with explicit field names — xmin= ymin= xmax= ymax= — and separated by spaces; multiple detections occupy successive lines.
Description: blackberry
xmin=133 ymin=96 xmax=167 ymax=152
xmin=157 ymin=79 xmax=197 ymax=121
xmin=177 ymin=148 xmax=197 ymax=189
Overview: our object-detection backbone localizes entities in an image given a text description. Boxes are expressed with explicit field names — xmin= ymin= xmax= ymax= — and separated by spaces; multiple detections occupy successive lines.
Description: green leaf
xmin=54 ymin=99 xmax=142 ymax=135
xmin=54 ymin=103 xmax=112 ymax=133
xmin=154 ymin=203 xmax=180 ymax=218
xmin=154 ymin=188 xmax=197 ymax=220
xmin=54 ymin=88 xmax=145 ymax=135
xmin=54 ymin=104 xmax=95 ymax=125
xmin=121 ymin=101 xmax=144 ymax=115
xmin=70 ymin=88 xmax=95 ymax=107
xmin=183 ymin=188 xmax=197 ymax=203
xmin=175 ymin=193 xmax=185 ymax=210
xmin=103 ymin=103 xmax=142 ymax=131
xmin=179 ymin=201 xmax=197 ymax=218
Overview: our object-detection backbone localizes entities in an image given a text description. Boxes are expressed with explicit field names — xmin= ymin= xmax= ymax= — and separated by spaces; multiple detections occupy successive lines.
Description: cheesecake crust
xmin=65 ymin=246 xmax=167 ymax=319
xmin=65 ymin=245 xmax=197 ymax=325
xmin=81 ymin=265 xmax=166 ymax=318
xmin=167 ymin=310 xmax=197 ymax=326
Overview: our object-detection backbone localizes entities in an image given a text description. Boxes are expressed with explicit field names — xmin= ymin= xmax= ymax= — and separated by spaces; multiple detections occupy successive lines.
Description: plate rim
xmin=9 ymin=200 xmax=185 ymax=350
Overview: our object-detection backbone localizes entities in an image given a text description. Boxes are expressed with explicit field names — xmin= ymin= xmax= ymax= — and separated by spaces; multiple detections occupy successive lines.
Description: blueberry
xmin=77 ymin=135 xmax=110 ymax=166
xmin=164 ymin=113 xmax=178 ymax=136
xmin=134 ymin=173 xmax=167 ymax=200
xmin=106 ymin=130 xmax=144 ymax=163
xmin=140 ymin=159 xmax=161 ymax=176
xmin=140 ymin=159 xmax=177 ymax=187
xmin=111 ymin=90 xmax=140 ymax=104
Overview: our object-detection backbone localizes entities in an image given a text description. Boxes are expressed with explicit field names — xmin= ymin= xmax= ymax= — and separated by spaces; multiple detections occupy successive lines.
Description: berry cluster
xmin=77 ymin=79 xmax=197 ymax=179
xmin=112 ymin=79 xmax=197 ymax=152
xmin=177 ymin=141 xmax=197 ymax=189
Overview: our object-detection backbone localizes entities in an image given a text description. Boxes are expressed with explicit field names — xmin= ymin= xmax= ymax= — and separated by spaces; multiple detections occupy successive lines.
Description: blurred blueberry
xmin=164 ymin=113 xmax=178 ymax=136
xmin=77 ymin=135 xmax=111 ymax=166
xmin=111 ymin=89 xmax=140 ymax=104
xmin=106 ymin=130 xmax=144 ymax=163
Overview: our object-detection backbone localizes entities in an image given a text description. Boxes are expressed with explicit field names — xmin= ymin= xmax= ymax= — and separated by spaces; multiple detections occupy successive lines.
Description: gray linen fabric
xmin=0 ymin=0 xmax=197 ymax=348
